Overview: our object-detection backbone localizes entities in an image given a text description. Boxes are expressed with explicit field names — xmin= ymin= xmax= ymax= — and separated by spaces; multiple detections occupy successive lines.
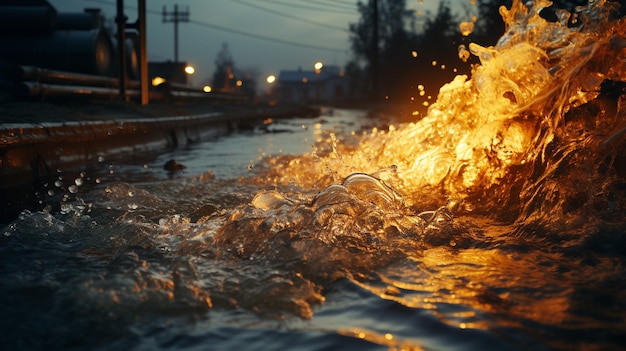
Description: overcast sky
xmin=48 ymin=0 xmax=472 ymax=88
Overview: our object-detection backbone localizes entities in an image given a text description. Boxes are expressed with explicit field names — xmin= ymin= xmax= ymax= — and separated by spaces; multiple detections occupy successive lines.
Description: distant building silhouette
xmin=274 ymin=65 xmax=346 ymax=104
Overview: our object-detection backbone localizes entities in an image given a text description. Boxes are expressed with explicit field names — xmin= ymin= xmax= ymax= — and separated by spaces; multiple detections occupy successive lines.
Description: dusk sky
xmin=48 ymin=0 xmax=476 ymax=89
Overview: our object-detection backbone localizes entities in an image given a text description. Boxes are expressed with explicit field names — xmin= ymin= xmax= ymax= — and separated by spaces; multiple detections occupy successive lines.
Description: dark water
xmin=2 ymin=106 xmax=624 ymax=350
xmin=2 ymin=1 xmax=626 ymax=350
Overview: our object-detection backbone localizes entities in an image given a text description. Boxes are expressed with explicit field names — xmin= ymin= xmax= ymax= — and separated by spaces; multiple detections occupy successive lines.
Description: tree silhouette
xmin=346 ymin=0 xmax=510 ymax=114
xmin=348 ymin=0 xmax=416 ymax=101
xmin=212 ymin=42 xmax=236 ymax=93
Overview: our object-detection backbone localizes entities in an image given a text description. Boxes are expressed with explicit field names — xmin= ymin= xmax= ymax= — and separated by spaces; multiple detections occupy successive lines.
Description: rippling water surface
xmin=2 ymin=1 xmax=626 ymax=350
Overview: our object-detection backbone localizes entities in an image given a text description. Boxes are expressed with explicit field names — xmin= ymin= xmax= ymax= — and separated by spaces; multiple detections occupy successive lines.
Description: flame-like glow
xmin=264 ymin=0 xmax=625 ymax=222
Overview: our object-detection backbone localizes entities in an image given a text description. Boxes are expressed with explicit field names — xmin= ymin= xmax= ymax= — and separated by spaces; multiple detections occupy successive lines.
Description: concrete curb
xmin=0 ymin=104 xmax=319 ymax=222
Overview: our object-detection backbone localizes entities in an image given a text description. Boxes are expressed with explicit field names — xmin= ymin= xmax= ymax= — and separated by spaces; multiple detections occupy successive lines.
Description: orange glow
xmin=151 ymin=76 xmax=166 ymax=86
xmin=337 ymin=328 xmax=427 ymax=350
xmin=459 ymin=21 xmax=475 ymax=36
xmin=259 ymin=0 xmax=625 ymax=232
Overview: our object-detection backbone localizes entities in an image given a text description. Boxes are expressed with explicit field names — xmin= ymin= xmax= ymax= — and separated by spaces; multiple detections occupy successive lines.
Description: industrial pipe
xmin=56 ymin=9 xmax=103 ymax=30
xmin=0 ymin=28 xmax=115 ymax=76
xmin=19 ymin=66 xmax=140 ymax=89
xmin=0 ymin=6 xmax=57 ymax=31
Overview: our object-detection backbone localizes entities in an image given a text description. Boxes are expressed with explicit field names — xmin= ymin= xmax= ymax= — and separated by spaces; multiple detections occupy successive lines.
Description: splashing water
xmin=209 ymin=0 xmax=626 ymax=331
xmin=267 ymin=0 xmax=626 ymax=225
xmin=2 ymin=1 xmax=626 ymax=350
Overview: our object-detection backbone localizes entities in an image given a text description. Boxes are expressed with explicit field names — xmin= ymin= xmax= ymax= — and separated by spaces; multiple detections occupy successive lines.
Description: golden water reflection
xmin=348 ymin=237 xmax=617 ymax=334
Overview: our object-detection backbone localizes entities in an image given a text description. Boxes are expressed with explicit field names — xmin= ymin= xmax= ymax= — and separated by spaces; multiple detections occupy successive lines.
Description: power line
xmin=84 ymin=0 xmax=346 ymax=52
xmin=231 ymin=0 xmax=350 ymax=33
xmin=187 ymin=19 xmax=347 ymax=53
xmin=256 ymin=0 xmax=356 ymax=15
xmin=299 ymin=0 xmax=358 ymax=12
xmin=161 ymin=4 xmax=190 ymax=62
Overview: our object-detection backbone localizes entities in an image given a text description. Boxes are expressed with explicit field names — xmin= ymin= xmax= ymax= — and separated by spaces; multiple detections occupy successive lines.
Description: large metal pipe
xmin=0 ymin=6 xmax=57 ymax=31
xmin=115 ymin=35 xmax=139 ymax=80
xmin=55 ymin=9 xmax=103 ymax=30
xmin=0 ymin=29 xmax=115 ymax=76
xmin=19 ymin=66 xmax=140 ymax=89
xmin=18 ymin=81 xmax=140 ymax=99
xmin=17 ymin=81 xmax=248 ymax=103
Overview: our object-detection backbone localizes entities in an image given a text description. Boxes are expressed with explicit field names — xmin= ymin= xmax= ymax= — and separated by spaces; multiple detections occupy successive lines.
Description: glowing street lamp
xmin=314 ymin=61 xmax=324 ymax=72
xmin=151 ymin=76 xmax=166 ymax=86
xmin=266 ymin=74 xmax=276 ymax=84
xmin=184 ymin=64 xmax=195 ymax=86
xmin=203 ymin=85 xmax=212 ymax=93
xmin=314 ymin=61 xmax=323 ymax=101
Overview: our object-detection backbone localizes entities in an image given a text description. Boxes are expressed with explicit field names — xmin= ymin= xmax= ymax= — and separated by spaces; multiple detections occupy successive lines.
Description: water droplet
xmin=459 ymin=21 xmax=474 ymax=36
xmin=95 ymin=178 xmax=101 ymax=184
xmin=128 ymin=203 xmax=138 ymax=210
xmin=48 ymin=189 xmax=55 ymax=196
xmin=68 ymin=185 xmax=78 ymax=194
xmin=98 ymin=156 xmax=105 ymax=162
xmin=458 ymin=44 xmax=470 ymax=62
xmin=54 ymin=180 xmax=63 ymax=187
xmin=75 ymin=178 xmax=83 ymax=186
xmin=60 ymin=203 xmax=72 ymax=214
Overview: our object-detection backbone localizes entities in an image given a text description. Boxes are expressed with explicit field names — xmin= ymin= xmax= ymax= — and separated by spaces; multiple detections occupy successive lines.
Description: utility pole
xmin=372 ymin=0 xmax=380 ymax=101
xmin=162 ymin=4 xmax=189 ymax=63
xmin=137 ymin=0 xmax=148 ymax=105
xmin=116 ymin=0 xmax=127 ymax=101
xmin=117 ymin=0 xmax=149 ymax=105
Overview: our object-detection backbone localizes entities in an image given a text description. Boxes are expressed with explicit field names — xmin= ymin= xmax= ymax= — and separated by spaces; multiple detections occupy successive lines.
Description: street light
xmin=151 ymin=76 xmax=166 ymax=86
xmin=314 ymin=61 xmax=323 ymax=72
xmin=266 ymin=74 xmax=276 ymax=84
xmin=314 ymin=61 xmax=323 ymax=101
xmin=184 ymin=64 xmax=195 ymax=86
